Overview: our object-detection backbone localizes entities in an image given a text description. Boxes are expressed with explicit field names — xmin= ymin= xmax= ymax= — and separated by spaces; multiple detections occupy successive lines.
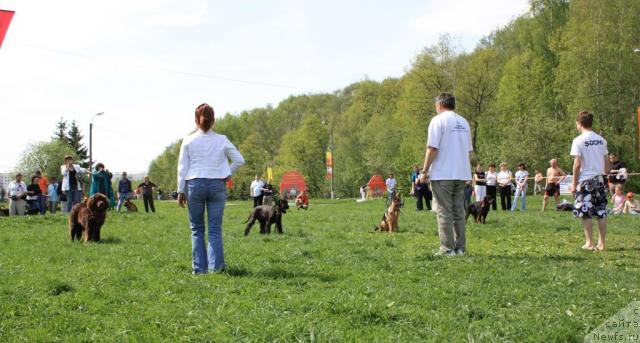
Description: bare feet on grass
xmin=582 ymin=243 xmax=595 ymax=251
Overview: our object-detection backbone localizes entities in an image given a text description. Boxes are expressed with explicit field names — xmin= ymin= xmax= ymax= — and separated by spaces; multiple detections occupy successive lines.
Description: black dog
xmin=466 ymin=196 xmax=495 ymax=224
xmin=244 ymin=199 xmax=289 ymax=235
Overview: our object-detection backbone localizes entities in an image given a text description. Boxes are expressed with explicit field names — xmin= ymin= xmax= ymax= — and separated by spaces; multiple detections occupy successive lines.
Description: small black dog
xmin=466 ymin=196 xmax=495 ymax=224
xmin=244 ymin=199 xmax=289 ymax=235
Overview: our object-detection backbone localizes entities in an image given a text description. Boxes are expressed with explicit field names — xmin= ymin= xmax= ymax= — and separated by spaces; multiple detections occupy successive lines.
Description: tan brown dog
xmin=375 ymin=194 xmax=401 ymax=233
xmin=124 ymin=199 xmax=138 ymax=212
xmin=69 ymin=193 xmax=109 ymax=242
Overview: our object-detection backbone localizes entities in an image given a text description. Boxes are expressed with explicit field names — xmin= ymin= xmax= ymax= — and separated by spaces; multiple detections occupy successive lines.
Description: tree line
xmin=144 ymin=0 xmax=638 ymax=198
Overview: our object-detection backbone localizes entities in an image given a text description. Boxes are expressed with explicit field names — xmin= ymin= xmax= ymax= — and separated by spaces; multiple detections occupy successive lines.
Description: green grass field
xmin=1 ymin=196 xmax=639 ymax=342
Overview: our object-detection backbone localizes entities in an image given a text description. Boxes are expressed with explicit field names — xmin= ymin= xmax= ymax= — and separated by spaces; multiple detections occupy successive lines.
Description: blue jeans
xmin=511 ymin=187 xmax=527 ymax=211
xmin=64 ymin=189 xmax=82 ymax=213
xmin=187 ymin=179 xmax=227 ymax=274
xmin=38 ymin=195 xmax=47 ymax=214
xmin=117 ymin=192 xmax=131 ymax=211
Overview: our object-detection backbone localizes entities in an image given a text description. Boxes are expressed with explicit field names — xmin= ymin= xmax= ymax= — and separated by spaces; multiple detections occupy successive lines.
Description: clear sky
xmin=0 ymin=0 xmax=529 ymax=174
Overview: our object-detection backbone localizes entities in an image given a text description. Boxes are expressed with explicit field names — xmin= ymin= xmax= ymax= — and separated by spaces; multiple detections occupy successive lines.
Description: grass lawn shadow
xmin=99 ymin=237 xmax=123 ymax=244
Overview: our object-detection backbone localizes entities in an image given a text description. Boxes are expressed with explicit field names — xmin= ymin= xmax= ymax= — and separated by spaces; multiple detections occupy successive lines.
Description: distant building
xmin=0 ymin=173 xmax=12 ymax=200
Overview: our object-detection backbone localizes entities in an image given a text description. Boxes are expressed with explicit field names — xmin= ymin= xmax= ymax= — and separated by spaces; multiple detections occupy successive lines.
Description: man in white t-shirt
xmin=385 ymin=173 xmax=397 ymax=205
xmin=249 ymin=174 xmax=265 ymax=208
xmin=569 ymin=111 xmax=610 ymax=251
xmin=420 ymin=93 xmax=472 ymax=256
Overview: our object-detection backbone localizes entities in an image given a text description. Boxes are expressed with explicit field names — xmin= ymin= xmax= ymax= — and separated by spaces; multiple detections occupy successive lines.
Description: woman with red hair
xmin=177 ymin=103 xmax=245 ymax=274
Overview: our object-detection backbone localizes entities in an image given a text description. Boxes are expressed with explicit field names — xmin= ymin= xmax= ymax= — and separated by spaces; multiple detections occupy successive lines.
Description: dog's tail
xmin=242 ymin=213 xmax=252 ymax=224
xmin=374 ymin=225 xmax=380 ymax=231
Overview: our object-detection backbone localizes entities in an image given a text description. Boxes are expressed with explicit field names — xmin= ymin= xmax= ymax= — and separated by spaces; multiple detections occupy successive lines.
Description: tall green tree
xmin=66 ymin=120 xmax=89 ymax=167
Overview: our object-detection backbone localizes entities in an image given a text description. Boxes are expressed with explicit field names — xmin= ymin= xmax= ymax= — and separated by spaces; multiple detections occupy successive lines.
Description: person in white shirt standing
xmin=420 ymin=93 xmax=472 ymax=256
xmin=250 ymin=175 xmax=265 ymax=208
xmin=385 ymin=173 xmax=397 ymax=205
xmin=8 ymin=173 xmax=27 ymax=216
xmin=569 ymin=111 xmax=609 ymax=251
xmin=511 ymin=163 xmax=529 ymax=211
xmin=177 ymin=103 xmax=245 ymax=274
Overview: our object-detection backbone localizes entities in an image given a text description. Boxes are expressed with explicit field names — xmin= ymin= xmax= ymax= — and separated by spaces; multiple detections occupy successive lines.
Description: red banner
xmin=0 ymin=10 xmax=15 ymax=49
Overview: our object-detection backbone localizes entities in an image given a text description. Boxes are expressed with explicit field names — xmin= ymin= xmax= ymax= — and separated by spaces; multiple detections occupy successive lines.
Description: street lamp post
xmin=89 ymin=112 xmax=104 ymax=173
xmin=322 ymin=120 xmax=335 ymax=200
xmin=329 ymin=124 xmax=335 ymax=200
xmin=635 ymin=49 xmax=640 ymax=159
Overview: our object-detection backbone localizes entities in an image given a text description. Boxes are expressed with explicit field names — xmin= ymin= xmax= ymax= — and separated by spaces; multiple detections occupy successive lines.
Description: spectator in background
xmin=157 ymin=188 xmax=163 ymax=201
xmin=359 ymin=184 xmax=367 ymax=201
xmin=8 ymin=173 xmax=27 ymax=216
xmin=533 ymin=170 xmax=544 ymax=195
xmin=262 ymin=183 xmax=275 ymax=206
xmin=609 ymin=184 xmax=625 ymax=215
xmin=250 ymin=174 xmax=264 ymax=208
xmin=607 ymin=153 xmax=627 ymax=195
xmin=117 ymin=172 xmax=132 ymax=212
xmin=57 ymin=178 xmax=67 ymax=214
xmin=497 ymin=162 xmax=513 ymax=211
xmin=542 ymin=159 xmax=567 ymax=212
xmin=137 ymin=176 xmax=157 ymax=213
xmin=385 ymin=172 xmax=397 ymax=205
xmin=89 ymin=163 xmax=114 ymax=205
xmin=47 ymin=176 xmax=59 ymax=214
xmin=410 ymin=165 xmax=420 ymax=196
xmin=35 ymin=170 xmax=48 ymax=214
xmin=61 ymin=155 xmax=89 ymax=213
xmin=485 ymin=164 xmax=498 ymax=210
xmin=295 ymin=190 xmax=309 ymax=210
xmin=623 ymin=192 xmax=639 ymax=215
xmin=414 ymin=171 xmax=432 ymax=211
xmin=472 ymin=164 xmax=486 ymax=202
xmin=26 ymin=176 xmax=42 ymax=214
xmin=511 ymin=163 xmax=529 ymax=211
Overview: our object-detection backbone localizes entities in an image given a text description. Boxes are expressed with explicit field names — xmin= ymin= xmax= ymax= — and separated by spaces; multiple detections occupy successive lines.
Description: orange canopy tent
xmin=367 ymin=175 xmax=386 ymax=198
xmin=280 ymin=170 xmax=306 ymax=199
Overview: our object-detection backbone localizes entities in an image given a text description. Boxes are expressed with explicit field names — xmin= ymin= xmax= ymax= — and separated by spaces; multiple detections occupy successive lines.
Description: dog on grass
xmin=375 ymin=194 xmax=402 ymax=232
xmin=124 ymin=199 xmax=138 ymax=212
xmin=466 ymin=196 xmax=495 ymax=224
xmin=69 ymin=193 xmax=109 ymax=242
xmin=244 ymin=199 xmax=289 ymax=235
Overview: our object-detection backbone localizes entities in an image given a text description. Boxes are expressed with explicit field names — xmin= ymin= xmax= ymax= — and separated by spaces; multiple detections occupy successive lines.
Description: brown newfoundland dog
xmin=69 ymin=193 xmax=109 ymax=242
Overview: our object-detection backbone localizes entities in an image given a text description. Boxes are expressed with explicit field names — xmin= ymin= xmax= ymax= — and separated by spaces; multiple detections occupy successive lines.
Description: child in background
xmin=623 ymin=192 xmax=639 ymax=215
xmin=609 ymin=184 xmax=625 ymax=215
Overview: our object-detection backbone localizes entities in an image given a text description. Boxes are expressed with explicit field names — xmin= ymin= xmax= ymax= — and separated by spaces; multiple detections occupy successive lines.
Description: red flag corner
xmin=0 ymin=10 xmax=15 ymax=49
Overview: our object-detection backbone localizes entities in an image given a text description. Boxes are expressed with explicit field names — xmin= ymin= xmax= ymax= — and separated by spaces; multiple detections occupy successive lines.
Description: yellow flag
xmin=267 ymin=167 xmax=273 ymax=183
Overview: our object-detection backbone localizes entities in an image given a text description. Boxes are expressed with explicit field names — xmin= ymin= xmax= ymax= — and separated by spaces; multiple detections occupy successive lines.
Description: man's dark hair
xmin=435 ymin=93 xmax=456 ymax=110
xmin=518 ymin=163 xmax=526 ymax=169
xmin=576 ymin=110 xmax=593 ymax=128
xmin=488 ymin=163 xmax=496 ymax=168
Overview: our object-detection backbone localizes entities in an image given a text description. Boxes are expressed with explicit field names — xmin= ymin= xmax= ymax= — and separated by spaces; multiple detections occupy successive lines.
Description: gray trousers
xmin=9 ymin=199 xmax=26 ymax=216
xmin=431 ymin=180 xmax=467 ymax=252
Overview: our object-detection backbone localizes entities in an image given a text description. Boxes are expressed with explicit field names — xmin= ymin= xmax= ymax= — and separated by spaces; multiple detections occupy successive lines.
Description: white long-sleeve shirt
xmin=8 ymin=181 xmax=27 ymax=197
xmin=177 ymin=130 xmax=245 ymax=193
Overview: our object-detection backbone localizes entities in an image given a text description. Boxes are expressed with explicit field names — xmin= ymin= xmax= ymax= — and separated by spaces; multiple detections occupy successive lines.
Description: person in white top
xmin=496 ymin=162 xmax=513 ymax=211
xmin=420 ymin=93 xmax=472 ymax=256
xmin=7 ymin=173 xmax=28 ymax=216
xmin=569 ymin=111 xmax=609 ymax=251
xmin=60 ymin=155 xmax=89 ymax=213
xmin=177 ymin=103 xmax=245 ymax=274
xmin=249 ymin=175 xmax=265 ymax=208
xmin=472 ymin=164 xmax=486 ymax=202
xmin=511 ymin=163 xmax=529 ymax=211
xmin=485 ymin=164 xmax=498 ymax=210
xmin=385 ymin=173 xmax=397 ymax=205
